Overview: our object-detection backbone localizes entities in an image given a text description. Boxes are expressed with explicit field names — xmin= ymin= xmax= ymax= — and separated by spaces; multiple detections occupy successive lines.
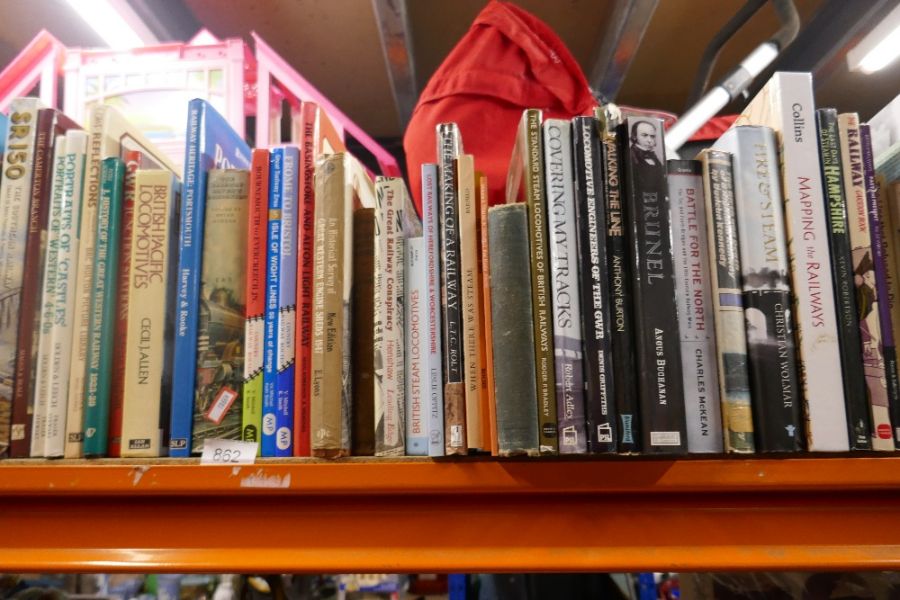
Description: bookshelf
xmin=2 ymin=457 xmax=900 ymax=572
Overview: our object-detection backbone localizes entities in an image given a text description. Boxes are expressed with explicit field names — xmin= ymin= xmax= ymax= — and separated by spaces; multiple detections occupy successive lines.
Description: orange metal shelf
xmin=2 ymin=456 xmax=900 ymax=572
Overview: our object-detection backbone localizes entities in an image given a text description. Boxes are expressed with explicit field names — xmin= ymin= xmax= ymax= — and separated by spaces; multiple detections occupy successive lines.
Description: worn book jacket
xmin=699 ymin=150 xmax=755 ymax=453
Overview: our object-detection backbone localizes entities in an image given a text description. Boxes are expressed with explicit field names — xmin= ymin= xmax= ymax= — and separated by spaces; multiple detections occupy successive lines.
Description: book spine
xmin=169 ymin=101 xmax=205 ymax=456
xmin=374 ymin=178 xmax=405 ymax=456
xmin=816 ymin=109 xmax=871 ymax=450
xmin=262 ymin=148 xmax=284 ymax=457
xmin=861 ymin=123 xmax=900 ymax=446
xmin=82 ymin=157 xmax=125 ymax=456
xmin=488 ymin=203 xmax=540 ymax=456
xmin=0 ymin=98 xmax=41 ymax=457
xmin=885 ymin=179 xmax=900 ymax=442
xmin=543 ymin=120 xmax=587 ymax=454
xmin=457 ymin=155 xmax=483 ymax=451
xmin=65 ymin=108 xmax=106 ymax=458
xmin=839 ymin=114 xmax=894 ymax=449
xmin=275 ymin=147 xmax=298 ymax=456
xmin=477 ymin=173 xmax=498 ymax=455
xmin=721 ymin=126 xmax=803 ymax=452
xmin=294 ymin=107 xmax=316 ymax=457
xmin=42 ymin=131 xmax=88 ymax=457
xmin=10 ymin=110 xmax=55 ymax=458
xmin=106 ymin=151 xmax=141 ymax=457
xmin=573 ymin=117 xmax=616 ymax=454
xmin=243 ymin=149 xmax=268 ymax=448
xmin=602 ymin=131 xmax=639 ymax=452
xmin=437 ymin=124 xmax=467 ymax=455
xmin=622 ymin=117 xmax=686 ymax=453
xmin=311 ymin=154 xmax=350 ymax=457
xmin=405 ymin=235 xmax=428 ymax=455
xmin=121 ymin=171 xmax=176 ymax=457
xmin=667 ymin=159 xmax=723 ymax=453
xmin=351 ymin=208 xmax=376 ymax=456
xmin=700 ymin=150 xmax=755 ymax=453
xmin=522 ymin=110 xmax=558 ymax=454
xmin=422 ymin=164 xmax=445 ymax=456
xmin=773 ymin=76 xmax=848 ymax=451
xmin=31 ymin=135 xmax=68 ymax=457
xmin=191 ymin=169 xmax=250 ymax=453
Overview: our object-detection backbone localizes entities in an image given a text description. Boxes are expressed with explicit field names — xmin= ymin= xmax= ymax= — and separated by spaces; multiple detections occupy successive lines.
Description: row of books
xmin=490 ymin=71 xmax=900 ymax=455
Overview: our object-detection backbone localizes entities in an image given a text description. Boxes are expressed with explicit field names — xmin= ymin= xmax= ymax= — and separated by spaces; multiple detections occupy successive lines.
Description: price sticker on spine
xmin=200 ymin=439 xmax=259 ymax=465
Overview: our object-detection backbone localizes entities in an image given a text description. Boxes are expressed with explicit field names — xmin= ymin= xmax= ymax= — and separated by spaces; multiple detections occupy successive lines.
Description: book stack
xmin=0 ymin=71 xmax=899 ymax=460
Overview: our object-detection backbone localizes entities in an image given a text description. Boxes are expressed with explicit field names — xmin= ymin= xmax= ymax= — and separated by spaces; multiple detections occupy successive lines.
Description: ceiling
xmin=0 ymin=0 xmax=896 ymax=140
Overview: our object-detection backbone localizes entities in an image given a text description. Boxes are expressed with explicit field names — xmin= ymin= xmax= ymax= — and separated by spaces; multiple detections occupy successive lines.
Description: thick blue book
xmin=169 ymin=99 xmax=251 ymax=456
xmin=261 ymin=147 xmax=299 ymax=456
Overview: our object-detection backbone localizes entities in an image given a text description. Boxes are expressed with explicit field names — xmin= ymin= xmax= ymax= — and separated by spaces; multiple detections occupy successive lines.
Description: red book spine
xmin=10 ymin=110 xmax=55 ymax=457
xmin=293 ymin=103 xmax=317 ymax=455
xmin=106 ymin=150 xmax=141 ymax=457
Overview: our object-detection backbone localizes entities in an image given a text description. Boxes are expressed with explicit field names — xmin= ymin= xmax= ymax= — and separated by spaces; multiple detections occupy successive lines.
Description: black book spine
xmin=816 ymin=109 xmax=871 ymax=450
xmin=572 ymin=116 xmax=616 ymax=453
xmin=621 ymin=117 xmax=686 ymax=453
xmin=601 ymin=131 xmax=640 ymax=452
xmin=861 ymin=123 xmax=900 ymax=444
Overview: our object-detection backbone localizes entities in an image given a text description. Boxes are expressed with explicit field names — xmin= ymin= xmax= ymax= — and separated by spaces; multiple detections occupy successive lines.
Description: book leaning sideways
xmin=169 ymin=99 xmax=250 ymax=457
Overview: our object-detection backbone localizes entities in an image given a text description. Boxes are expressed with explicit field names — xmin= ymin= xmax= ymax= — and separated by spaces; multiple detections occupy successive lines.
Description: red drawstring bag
xmin=403 ymin=0 xmax=598 ymax=210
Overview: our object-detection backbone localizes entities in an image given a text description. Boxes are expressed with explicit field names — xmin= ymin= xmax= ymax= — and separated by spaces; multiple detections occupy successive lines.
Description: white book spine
xmin=42 ymin=131 xmax=88 ymax=457
xmin=743 ymin=73 xmax=848 ymax=451
xmin=668 ymin=162 xmax=723 ymax=453
xmin=31 ymin=136 xmax=68 ymax=456
xmin=543 ymin=120 xmax=587 ymax=454
xmin=422 ymin=164 xmax=445 ymax=456
xmin=405 ymin=236 xmax=427 ymax=454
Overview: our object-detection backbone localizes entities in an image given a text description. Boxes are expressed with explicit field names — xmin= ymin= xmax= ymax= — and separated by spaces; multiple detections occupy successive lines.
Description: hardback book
xmin=242 ymin=149 xmax=269 ymax=447
xmin=294 ymin=102 xmax=346 ymax=456
xmin=816 ymin=109 xmax=871 ymax=450
xmin=11 ymin=108 xmax=79 ymax=458
xmin=30 ymin=134 xmax=69 ymax=457
xmin=477 ymin=172 xmax=498 ymax=455
xmin=192 ymin=168 xmax=250 ymax=453
xmin=573 ymin=116 xmax=617 ymax=454
xmin=839 ymin=113 xmax=894 ymax=449
xmin=884 ymin=178 xmax=900 ymax=442
xmin=621 ymin=116 xmax=686 ymax=453
xmin=488 ymin=203 xmax=540 ymax=456
xmin=667 ymin=159 xmax=723 ymax=453
xmin=406 ymin=207 xmax=428 ymax=455
xmin=33 ymin=130 xmax=89 ymax=458
xmin=373 ymin=176 xmax=408 ymax=457
xmin=264 ymin=146 xmax=299 ymax=457
xmin=436 ymin=123 xmax=467 ymax=455
xmin=873 ymin=170 xmax=900 ymax=445
xmin=311 ymin=153 xmax=373 ymax=457
xmin=861 ymin=123 xmax=900 ymax=446
xmin=421 ymin=163 xmax=445 ymax=456
xmin=351 ymin=207 xmax=376 ymax=456
xmin=738 ymin=72 xmax=848 ymax=452
xmin=66 ymin=104 xmax=178 ymax=458
xmin=120 ymin=170 xmax=179 ymax=457
xmin=0 ymin=97 xmax=44 ymax=458
xmin=601 ymin=130 xmax=639 ymax=453
xmin=699 ymin=150 xmax=755 ymax=453
xmin=506 ymin=110 xmax=558 ymax=454
xmin=713 ymin=126 xmax=803 ymax=452
xmin=169 ymin=99 xmax=251 ymax=457
xmin=543 ymin=119 xmax=587 ymax=454
xmin=456 ymin=154 xmax=484 ymax=451
xmin=106 ymin=150 xmax=142 ymax=458
xmin=82 ymin=157 xmax=125 ymax=457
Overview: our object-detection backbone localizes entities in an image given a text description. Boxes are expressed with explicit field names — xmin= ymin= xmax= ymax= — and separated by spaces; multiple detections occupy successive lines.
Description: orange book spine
xmin=478 ymin=173 xmax=498 ymax=455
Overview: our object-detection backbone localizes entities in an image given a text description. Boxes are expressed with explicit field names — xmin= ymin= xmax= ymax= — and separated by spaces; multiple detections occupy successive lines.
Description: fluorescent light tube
xmin=848 ymin=3 xmax=900 ymax=74
xmin=65 ymin=0 xmax=158 ymax=49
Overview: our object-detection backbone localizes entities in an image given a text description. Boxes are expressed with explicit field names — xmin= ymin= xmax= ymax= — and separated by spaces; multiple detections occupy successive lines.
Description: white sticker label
xmin=200 ymin=439 xmax=258 ymax=465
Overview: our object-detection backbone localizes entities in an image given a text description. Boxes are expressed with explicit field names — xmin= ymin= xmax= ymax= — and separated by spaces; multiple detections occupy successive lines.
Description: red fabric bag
xmin=403 ymin=0 xmax=597 ymax=209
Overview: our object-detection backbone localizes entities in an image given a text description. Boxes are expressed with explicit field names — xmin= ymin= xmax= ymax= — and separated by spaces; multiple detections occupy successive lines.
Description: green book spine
xmin=82 ymin=157 xmax=125 ymax=456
